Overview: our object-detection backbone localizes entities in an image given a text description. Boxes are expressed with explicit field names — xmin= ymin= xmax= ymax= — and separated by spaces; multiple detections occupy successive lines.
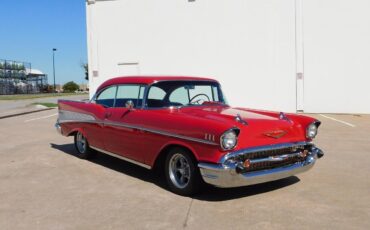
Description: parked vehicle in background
xmin=56 ymin=76 xmax=324 ymax=196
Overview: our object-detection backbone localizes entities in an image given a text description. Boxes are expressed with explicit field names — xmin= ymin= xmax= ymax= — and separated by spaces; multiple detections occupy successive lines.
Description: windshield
xmin=146 ymin=81 xmax=227 ymax=108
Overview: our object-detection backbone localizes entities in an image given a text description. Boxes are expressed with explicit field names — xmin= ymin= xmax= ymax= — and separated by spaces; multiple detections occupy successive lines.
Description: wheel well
xmin=153 ymin=144 xmax=196 ymax=172
xmin=68 ymin=131 xmax=77 ymax=137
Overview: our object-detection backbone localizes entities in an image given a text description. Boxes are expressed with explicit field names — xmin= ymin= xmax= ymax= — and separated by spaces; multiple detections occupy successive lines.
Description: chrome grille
xmin=242 ymin=145 xmax=306 ymax=160
xmin=245 ymin=156 xmax=304 ymax=172
xmin=236 ymin=144 xmax=310 ymax=173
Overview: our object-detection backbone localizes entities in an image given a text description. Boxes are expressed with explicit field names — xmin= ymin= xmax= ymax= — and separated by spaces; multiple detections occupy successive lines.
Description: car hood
xmin=177 ymin=106 xmax=307 ymax=148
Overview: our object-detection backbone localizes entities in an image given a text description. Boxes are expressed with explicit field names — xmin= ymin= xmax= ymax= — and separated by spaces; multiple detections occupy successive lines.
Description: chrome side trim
xmin=58 ymin=99 xmax=88 ymax=103
xmin=58 ymin=120 xmax=102 ymax=124
xmin=103 ymin=121 xmax=219 ymax=146
xmin=90 ymin=146 xmax=152 ymax=169
xmin=219 ymin=141 xmax=309 ymax=163
xmin=57 ymin=110 xmax=218 ymax=146
xmin=58 ymin=110 xmax=97 ymax=123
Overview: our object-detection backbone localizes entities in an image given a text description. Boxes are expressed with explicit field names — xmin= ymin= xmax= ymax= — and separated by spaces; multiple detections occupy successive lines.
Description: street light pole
xmin=52 ymin=48 xmax=57 ymax=93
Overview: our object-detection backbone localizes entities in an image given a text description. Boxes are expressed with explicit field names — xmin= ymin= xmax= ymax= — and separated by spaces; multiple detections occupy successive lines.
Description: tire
xmin=74 ymin=131 xmax=95 ymax=159
xmin=165 ymin=147 xmax=202 ymax=196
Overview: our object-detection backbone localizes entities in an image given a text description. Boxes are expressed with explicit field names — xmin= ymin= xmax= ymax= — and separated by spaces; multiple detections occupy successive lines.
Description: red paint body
xmin=58 ymin=76 xmax=317 ymax=167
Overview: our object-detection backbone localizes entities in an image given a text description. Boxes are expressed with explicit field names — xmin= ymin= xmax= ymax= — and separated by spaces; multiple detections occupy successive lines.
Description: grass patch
xmin=0 ymin=93 xmax=87 ymax=100
xmin=32 ymin=102 xmax=58 ymax=108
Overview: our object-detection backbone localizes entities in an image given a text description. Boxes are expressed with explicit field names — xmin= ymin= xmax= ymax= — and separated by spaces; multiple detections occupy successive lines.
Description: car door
xmin=103 ymin=84 xmax=146 ymax=163
xmin=86 ymin=85 xmax=117 ymax=149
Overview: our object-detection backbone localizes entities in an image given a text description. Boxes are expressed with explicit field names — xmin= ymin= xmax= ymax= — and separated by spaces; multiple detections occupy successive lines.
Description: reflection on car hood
xmin=176 ymin=106 xmax=306 ymax=147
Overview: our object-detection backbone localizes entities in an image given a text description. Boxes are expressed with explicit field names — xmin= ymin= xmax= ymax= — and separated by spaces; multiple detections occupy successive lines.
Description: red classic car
xmin=56 ymin=76 xmax=323 ymax=195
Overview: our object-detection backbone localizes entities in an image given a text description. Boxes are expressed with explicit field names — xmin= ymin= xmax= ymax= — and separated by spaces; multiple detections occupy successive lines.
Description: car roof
xmin=97 ymin=76 xmax=219 ymax=92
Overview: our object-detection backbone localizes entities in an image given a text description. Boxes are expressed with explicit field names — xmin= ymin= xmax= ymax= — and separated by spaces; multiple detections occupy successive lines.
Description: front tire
xmin=165 ymin=148 xmax=202 ymax=196
xmin=74 ymin=131 xmax=94 ymax=159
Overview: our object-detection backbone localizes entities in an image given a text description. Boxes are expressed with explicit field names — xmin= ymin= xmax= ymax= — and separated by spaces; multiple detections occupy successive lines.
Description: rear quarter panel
xmin=58 ymin=100 xmax=106 ymax=149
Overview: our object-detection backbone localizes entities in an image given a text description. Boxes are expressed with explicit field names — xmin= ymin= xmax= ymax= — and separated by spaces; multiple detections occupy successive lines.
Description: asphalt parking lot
xmin=0 ymin=110 xmax=369 ymax=229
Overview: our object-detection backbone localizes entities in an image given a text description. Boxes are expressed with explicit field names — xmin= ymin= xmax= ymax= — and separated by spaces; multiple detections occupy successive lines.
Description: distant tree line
xmin=63 ymin=81 xmax=80 ymax=93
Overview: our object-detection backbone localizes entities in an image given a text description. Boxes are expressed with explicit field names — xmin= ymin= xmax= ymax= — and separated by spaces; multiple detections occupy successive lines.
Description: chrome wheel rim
xmin=169 ymin=153 xmax=191 ymax=189
xmin=76 ymin=132 xmax=87 ymax=153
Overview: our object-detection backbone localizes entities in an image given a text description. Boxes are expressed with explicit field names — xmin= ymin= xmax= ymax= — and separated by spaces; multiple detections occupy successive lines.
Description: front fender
xmin=156 ymin=140 xmax=200 ymax=161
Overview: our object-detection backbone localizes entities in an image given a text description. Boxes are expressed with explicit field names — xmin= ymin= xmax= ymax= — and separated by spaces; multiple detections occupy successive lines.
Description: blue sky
xmin=0 ymin=0 xmax=87 ymax=85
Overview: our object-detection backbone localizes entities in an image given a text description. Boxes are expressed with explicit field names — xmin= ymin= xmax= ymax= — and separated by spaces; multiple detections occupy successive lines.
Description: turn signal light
xmin=243 ymin=159 xmax=251 ymax=168
xmin=300 ymin=150 xmax=309 ymax=158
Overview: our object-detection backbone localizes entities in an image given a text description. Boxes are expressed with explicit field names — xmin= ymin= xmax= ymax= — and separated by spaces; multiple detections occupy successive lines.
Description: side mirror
xmin=125 ymin=100 xmax=135 ymax=110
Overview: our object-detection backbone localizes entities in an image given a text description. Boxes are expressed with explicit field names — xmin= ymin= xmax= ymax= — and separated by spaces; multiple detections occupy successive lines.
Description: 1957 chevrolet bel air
xmin=56 ymin=76 xmax=324 ymax=196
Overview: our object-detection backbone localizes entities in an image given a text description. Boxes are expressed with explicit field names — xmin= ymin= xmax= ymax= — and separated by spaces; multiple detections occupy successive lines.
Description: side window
xmin=96 ymin=86 xmax=117 ymax=108
xmin=148 ymin=86 xmax=166 ymax=100
xmin=169 ymin=87 xmax=189 ymax=105
xmin=146 ymin=86 xmax=167 ymax=108
xmin=115 ymin=85 xmax=145 ymax=108
xmin=212 ymin=86 xmax=219 ymax=101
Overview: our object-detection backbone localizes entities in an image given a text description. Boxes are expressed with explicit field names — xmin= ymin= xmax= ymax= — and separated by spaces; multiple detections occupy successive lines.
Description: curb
xmin=0 ymin=108 xmax=56 ymax=120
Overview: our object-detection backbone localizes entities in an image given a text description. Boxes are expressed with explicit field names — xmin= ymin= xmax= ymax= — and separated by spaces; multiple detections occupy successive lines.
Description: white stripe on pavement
xmin=24 ymin=113 xmax=58 ymax=123
xmin=319 ymin=114 xmax=356 ymax=127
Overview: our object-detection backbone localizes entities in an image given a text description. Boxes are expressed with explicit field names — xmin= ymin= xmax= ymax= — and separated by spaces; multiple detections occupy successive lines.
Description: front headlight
xmin=306 ymin=121 xmax=320 ymax=139
xmin=221 ymin=129 xmax=239 ymax=150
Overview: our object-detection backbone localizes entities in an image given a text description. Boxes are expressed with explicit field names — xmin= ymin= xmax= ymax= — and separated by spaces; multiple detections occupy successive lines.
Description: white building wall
xmin=87 ymin=0 xmax=297 ymax=112
xmin=303 ymin=0 xmax=370 ymax=113
xmin=86 ymin=0 xmax=370 ymax=113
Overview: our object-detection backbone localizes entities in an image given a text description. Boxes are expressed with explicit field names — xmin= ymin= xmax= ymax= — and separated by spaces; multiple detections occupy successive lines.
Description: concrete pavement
xmin=0 ymin=111 xmax=369 ymax=229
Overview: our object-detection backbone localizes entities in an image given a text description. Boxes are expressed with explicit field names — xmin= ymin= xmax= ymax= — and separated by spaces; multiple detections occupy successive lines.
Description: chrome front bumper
xmin=198 ymin=144 xmax=323 ymax=188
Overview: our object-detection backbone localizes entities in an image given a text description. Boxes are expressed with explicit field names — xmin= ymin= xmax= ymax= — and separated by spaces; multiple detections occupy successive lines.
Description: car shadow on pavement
xmin=50 ymin=143 xmax=300 ymax=201
xmin=50 ymin=143 xmax=167 ymax=187
xmin=193 ymin=177 xmax=300 ymax=201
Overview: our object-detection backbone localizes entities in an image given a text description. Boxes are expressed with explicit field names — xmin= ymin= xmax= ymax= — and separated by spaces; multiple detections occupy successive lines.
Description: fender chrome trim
xmin=90 ymin=146 xmax=152 ymax=169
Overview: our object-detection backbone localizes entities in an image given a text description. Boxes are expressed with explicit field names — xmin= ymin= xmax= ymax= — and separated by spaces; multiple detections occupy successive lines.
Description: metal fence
xmin=0 ymin=59 xmax=48 ymax=94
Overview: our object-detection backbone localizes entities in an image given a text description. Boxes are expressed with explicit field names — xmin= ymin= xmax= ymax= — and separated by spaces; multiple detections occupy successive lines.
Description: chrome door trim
xmin=90 ymin=146 xmax=152 ymax=169
xmin=103 ymin=121 xmax=218 ymax=146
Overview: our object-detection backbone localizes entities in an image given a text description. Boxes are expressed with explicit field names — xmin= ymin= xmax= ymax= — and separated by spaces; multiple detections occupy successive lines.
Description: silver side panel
xmin=58 ymin=110 xmax=97 ymax=123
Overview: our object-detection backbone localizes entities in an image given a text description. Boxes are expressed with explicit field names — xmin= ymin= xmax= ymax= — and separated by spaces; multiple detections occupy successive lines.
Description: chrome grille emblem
xmin=263 ymin=130 xmax=287 ymax=139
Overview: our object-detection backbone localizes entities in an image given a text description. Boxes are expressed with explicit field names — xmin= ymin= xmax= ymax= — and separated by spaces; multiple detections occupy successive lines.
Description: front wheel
xmin=165 ymin=148 xmax=202 ymax=196
xmin=74 ymin=131 xmax=95 ymax=159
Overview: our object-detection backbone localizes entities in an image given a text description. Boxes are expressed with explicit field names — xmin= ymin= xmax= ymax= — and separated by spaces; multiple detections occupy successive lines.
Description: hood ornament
xmin=235 ymin=114 xmax=248 ymax=125
xmin=279 ymin=112 xmax=292 ymax=123
xmin=264 ymin=130 xmax=287 ymax=139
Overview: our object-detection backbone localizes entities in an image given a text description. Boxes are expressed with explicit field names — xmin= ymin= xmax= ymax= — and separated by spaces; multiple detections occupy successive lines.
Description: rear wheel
xmin=165 ymin=148 xmax=202 ymax=196
xmin=74 ymin=131 xmax=94 ymax=159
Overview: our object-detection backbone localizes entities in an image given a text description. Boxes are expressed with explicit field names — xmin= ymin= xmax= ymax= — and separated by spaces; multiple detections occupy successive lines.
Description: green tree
xmin=63 ymin=81 xmax=79 ymax=93
xmin=81 ymin=63 xmax=89 ymax=80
